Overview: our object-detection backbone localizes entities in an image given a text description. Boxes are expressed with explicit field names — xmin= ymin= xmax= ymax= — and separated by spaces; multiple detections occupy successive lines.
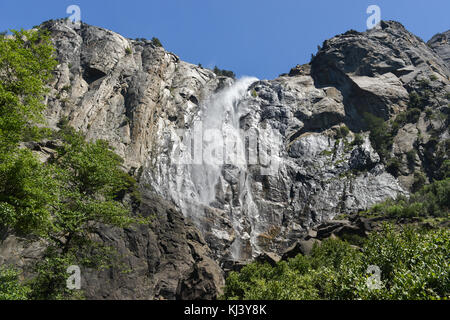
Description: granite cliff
xmin=1 ymin=19 xmax=449 ymax=299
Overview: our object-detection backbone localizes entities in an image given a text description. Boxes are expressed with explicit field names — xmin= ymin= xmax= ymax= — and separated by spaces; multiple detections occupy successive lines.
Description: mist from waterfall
xmin=169 ymin=76 xmax=261 ymax=261
xmin=193 ymin=77 xmax=258 ymax=205
xmin=197 ymin=77 xmax=260 ymax=260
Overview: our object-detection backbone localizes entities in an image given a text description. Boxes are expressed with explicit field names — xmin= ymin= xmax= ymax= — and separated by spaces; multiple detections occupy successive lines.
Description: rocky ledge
xmin=0 ymin=19 xmax=449 ymax=299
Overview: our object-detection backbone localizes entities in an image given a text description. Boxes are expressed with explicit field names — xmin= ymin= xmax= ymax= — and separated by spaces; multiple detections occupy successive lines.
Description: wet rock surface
xmin=1 ymin=19 xmax=449 ymax=299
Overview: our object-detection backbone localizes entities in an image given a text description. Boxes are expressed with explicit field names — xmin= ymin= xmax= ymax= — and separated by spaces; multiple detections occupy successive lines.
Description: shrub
xmin=222 ymin=226 xmax=450 ymax=300
xmin=352 ymin=133 xmax=364 ymax=146
xmin=363 ymin=112 xmax=392 ymax=161
xmin=411 ymin=171 xmax=426 ymax=192
xmin=335 ymin=125 xmax=350 ymax=139
xmin=406 ymin=108 xmax=421 ymax=123
xmin=409 ymin=92 xmax=423 ymax=109
xmin=213 ymin=66 xmax=236 ymax=79
xmin=406 ymin=149 xmax=416 ymax=170
xmin=386 ymin=157 xmax=401 ymax=177
xmin=0 ymin=267 xmax=31 ymax=300
xmin=151 ymin=37 xmax=162 ymax=47
xmin=365 ymin=177 xmax=449 ymax=219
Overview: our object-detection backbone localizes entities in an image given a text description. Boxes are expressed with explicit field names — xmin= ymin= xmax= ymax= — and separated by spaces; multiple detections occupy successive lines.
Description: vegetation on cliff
xmin=0 ymin=29 xmax=146 ymax=299
xmin=222 ymin=174 xmax=449 ymax=300
xmin=223 ymin=224 xmax=449 ymax=300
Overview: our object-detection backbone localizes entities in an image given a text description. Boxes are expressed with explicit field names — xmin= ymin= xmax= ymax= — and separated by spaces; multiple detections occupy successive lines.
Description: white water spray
xmin=199 ymin=77 xmax=260 ymax=260
xmin=196 ymin=77 xmax=258 ymax=204
xmin=151 ymin=76 xmax=271 ymax=261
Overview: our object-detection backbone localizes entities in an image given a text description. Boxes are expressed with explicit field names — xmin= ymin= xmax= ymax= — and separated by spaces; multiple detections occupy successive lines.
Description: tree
xmin=0 ymin=267 xmax=31 ymax=300
xmin=0 ymin=148 xmax=59 ymax=236
xmin=363 ymin=112 xmax=392 ymax=161
xmin=0 ymin=29 xmax=147 ymax=299
xmin=25 ymin=126 xmax=146 ymax=299
xmin=0 ymin=29 xmax=59 ymax=236
xmin=49 ymin=126 xmax=143 ymax=252
xmin=222 ymin=226 xmax=449 ymax=300
xmin=0 ymin=29 xmax=57 ymax=152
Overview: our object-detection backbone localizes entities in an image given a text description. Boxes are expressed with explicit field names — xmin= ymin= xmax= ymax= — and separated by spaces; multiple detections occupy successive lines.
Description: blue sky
xmin=1 ymin=0 xmax=449 ymax=79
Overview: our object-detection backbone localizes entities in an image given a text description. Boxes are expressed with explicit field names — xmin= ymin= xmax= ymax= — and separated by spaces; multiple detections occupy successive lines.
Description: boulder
xmin=256 ymin=252 xmax=281 ymax=267
xmin=176 ymin=258 xmax=225 ymax=300
xmin=281 ymin=239 xmax=321 ymax=260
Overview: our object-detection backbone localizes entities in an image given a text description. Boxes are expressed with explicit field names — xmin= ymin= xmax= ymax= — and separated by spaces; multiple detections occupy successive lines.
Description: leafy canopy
xmin=222 ymin=226 xmax=449 ymax=300
xmin=0 ymin=29 xmax=147 ymax=299
xmin=0 ymin=29 xmax=57 ymax=152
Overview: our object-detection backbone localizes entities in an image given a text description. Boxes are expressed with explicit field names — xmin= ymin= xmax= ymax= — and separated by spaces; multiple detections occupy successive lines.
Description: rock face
xmin=1 ymin=19 xmax=449 ymax=299
xmin=428 ymin=30 xmax=450 ymax=69
xmin=0 ymin=189 xmax=224 ymax=300
xmin=81 ymin=193 xmax=224 ymax=300
xmin=43 ymin=20 xmax=222 ymax=170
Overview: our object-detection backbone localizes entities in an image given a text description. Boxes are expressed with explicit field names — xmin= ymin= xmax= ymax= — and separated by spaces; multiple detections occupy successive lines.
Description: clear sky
xmin=1 ymin=0 xmax=449 ymax=79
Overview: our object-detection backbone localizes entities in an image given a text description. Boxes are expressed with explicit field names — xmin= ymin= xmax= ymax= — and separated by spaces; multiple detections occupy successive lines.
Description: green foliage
xmin=406 ymin=149 xmax=416 ymax=169
xmin=213 ymin=66 xmax=236 ymax=79
xmin=393 ymin=108 xmax=421 ymax=130
xmin=366 ymin=177 xmax=449 ymax=219
xmin=0 ymin=126 xmax=147 ymax=299
xmin=411 ymin=171 xmax=426 ymax=192
xmin=439 ymin=160 xmax=450 ymax=179
xmin=45 ymin=126 xmax=147 ymax=248
xmin=363 ymin=109 xmax=425 ymax=170
xmin=22 ymin=126 xmax=52 ymax=142
xmin=363 ymin=113 xmax=392 ymax=161
xmin=0 ymin=29 xmax=57 ymax=152
xmin=409 ymin=87 xmax=430 ymax=111
xmin=222 ymin=226 xmax=450 ymax=300
xmin=409 ymin=91 xmax=424 ymax=110
xmin=55 ymin=128 xmax=127 ymax=197
xmin=1 ymin=125 xmax=143 ymax=237
xmin=125 ymin=47 xmax=132 ymax=55
xmin=429 ymin=139 xmax=450 ymax=181
xmin=0 ymin=149 xmax=59 ymax=236
xmin=335 ymin=125 xmax=350 ymax=139
xmin=386 ymin=157 xmax=402 ymax=177
xmin=151 ymin=37 xmax=162 ymax=47
xmin=362 ymin=226 xmax=449 ymax=299
xmin=27 ymin=248 xmax=83 ymax=300
xmin=424 ymin=107 xmax=433 ymax=119
xmin=0 ymin=267 xmax=31 ymax=300
xmin=351 ymin=133 xmax=364 ymax=146
xmin=0 ymin=29 xmax=148 ymax=299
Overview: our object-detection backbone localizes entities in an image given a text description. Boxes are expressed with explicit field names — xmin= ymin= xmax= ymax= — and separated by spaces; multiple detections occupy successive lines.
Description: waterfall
xmin=168 ymin=76 xmax=261 ymax=260
xmin=200 ymin=77 xmax=260 ymax=260
xmin=196 ymin=77 xmax=258 ymax=205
